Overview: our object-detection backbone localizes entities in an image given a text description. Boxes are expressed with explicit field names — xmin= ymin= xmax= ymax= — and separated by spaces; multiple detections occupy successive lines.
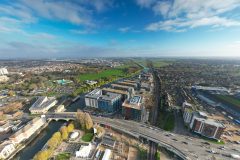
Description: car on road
xmin=218 ymin=146 xmax=226 ymax=150
xmin=182 ymin=141 xmax=188 ymax=145
xmin=207 ymin=149 xmax=218 ymax=154
xmin=186 ymin=137 xmax=193 ymax=141
xmin=172 ymin=138 xmax=178 ymax=141
xmin=202 ymin=142 xmax=210 ymax=145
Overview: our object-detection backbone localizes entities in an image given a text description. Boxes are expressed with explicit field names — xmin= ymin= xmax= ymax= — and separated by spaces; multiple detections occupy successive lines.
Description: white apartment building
xmin=0 ymin=142 xmax=15 ymax=159
xmin=9 ymin=117 xmax=46 ymax=144
xmin=0 ymin=68 xmax=8 ymax=76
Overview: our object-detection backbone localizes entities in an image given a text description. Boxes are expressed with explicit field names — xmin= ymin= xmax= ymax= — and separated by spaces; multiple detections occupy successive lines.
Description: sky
xmin=0 ymin=0 xmax=240 ymax=58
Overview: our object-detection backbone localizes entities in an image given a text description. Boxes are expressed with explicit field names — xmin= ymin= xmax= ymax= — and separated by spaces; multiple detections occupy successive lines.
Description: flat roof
xmin=195 ymin=117 xmax=225 ymax=128
xmin=102 ymin=135 xmax=115 ymax=147
xmin=99 ymin=92 xmax=121 ymax=101
xmin=102 ymin=88 xmax=128 ymax=95
xmin=123 ymin=80 xmax=138 ymax=83
xmin=117 ymin=81 xmax=137 ymax=86
xmin=111 ymin=84 xmax=134 ymax=90
xmin=122 ymin=96 xmax=142 ymax=110
xmin=85 ymin=89 xmax=102 ymax=99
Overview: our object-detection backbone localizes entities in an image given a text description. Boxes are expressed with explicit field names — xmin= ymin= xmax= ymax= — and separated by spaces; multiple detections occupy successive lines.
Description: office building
xmin=85 ymin=89 xmax=121 ymax=113
xmin=29 ymin=96 xmax=57 ymax=114
xmin=122 ymin=96 xmax=146 ymax=121
xmin=85 ymin=89 xmax=102 ymax=108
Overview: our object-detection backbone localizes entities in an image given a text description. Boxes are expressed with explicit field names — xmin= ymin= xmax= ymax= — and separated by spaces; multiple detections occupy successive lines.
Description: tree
xmin=77 ymin=110 xmax=86 ymax=129
xmin=84 ymin=113 xmax=93 ymax=130
xmin=60 ymin=126 xmax=68 ymax=140
xmin=34 ymin=150 xmax=50 ymax=160
xmin=8 ymin=90 xmax=15 ymax=96
xmin=67 ymin=123 xmax=74 ymax=133
xmin=47 ymin=132 xmax=61 ymax=149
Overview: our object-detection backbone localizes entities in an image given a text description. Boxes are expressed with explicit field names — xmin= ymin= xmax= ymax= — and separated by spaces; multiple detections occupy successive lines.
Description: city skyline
xmin=1 ymin=0 xmax=240 ymax=58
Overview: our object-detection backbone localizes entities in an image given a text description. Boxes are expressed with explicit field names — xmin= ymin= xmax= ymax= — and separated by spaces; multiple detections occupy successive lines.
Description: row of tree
xmin=34 ymin=123 xmax=74 ymax=160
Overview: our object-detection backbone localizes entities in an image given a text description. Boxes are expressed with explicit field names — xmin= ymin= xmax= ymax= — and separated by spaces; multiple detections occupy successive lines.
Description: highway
xmin=45 ymin=112 xmax=240 ymax=160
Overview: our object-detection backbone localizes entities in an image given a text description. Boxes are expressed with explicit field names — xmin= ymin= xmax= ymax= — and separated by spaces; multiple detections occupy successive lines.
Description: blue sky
xmin=0 ymin=0 xmax=240 ymax=58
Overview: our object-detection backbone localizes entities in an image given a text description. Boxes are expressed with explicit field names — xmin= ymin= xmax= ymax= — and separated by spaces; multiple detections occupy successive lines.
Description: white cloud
xmin=70 ymin=29 xmax=96 ymax=34
xmin=118 ymin=27 xmax=131 ymax=33
xmin=136 ymin=0 xmax=156 ymax=8
xmin=146 ymin=16 xmax=240 ymax=31
xmin=20 ymin=0 xmax=92 ymax=26
xmin=145 ymin=0 xmax=240 ymax=32
xmin=153 ymin=1 xmax=171 ymax=16
xmin=0 ymin=0 xmax=113 ymax=27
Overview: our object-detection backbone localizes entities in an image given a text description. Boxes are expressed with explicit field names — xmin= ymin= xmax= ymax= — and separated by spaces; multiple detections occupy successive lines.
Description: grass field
xmin=214 ymin=95 xmax=240 ymax=108
xmin=81 ymin=133 xmax=94 ymax=142
xmin=134 ymin=59 xmax=173 ymax=68
xmin=78 ymin=69 xmax=125 ymax=82
xmin=156 ymin=151 xmax=161 ymax=160
xmin=163 ymin=113 xmax=175 ymax=131
xmin=56 ymin=153 xmax=70 ymax=160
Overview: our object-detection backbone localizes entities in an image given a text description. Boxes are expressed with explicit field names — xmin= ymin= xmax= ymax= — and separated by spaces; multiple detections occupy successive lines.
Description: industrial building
xmin=85 ymin=89 xmax=121 ymax=113
xmin=29 ymin=96 xmax=57 ymax=114
xmin=122 ymin=96 xmax=147 ymax=121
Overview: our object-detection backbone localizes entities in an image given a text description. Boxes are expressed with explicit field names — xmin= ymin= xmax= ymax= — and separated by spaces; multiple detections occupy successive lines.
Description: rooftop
xmin=117 ymin=81 xmax=137 ymax=87
xmin=195 ymin=117 xmax=225 ymax=128
xmin=29 ymin=96 xmax=56 ymax=110
xmin=102 ymin=88 xmax=129 ymax=95
xmin=85 ymin=89 xmax=102 ymax=99
xmin=99 ymin=92 xmax=121 ymax=101
xmin=122 ymin=96 xmax=142 ymax=110
xmin=111 ymin=83 xmax=134 ymax=90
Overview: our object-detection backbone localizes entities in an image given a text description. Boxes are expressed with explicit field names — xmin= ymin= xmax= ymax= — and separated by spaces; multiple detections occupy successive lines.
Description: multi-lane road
xmin=45 ymin=112 xmax=240 ymax=160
